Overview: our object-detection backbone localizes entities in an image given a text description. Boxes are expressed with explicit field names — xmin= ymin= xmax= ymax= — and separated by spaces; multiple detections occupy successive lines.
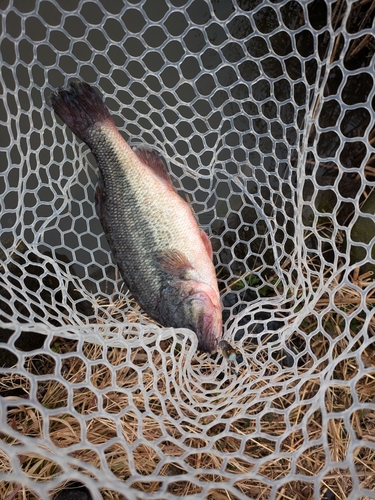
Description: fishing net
xmin=1 ymin=0 xmax=375 ymax=499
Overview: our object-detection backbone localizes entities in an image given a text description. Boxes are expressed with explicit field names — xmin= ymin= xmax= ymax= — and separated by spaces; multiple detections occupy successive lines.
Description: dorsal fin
xmin=133 ymin=146 xmax=173 ymax=185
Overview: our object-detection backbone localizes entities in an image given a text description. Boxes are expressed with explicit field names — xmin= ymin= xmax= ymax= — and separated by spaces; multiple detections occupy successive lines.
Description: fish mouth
xmin=197 ymin=335 xmax=219 ymax=354
xmin=196 ymin=313 xmax=222 ymax=354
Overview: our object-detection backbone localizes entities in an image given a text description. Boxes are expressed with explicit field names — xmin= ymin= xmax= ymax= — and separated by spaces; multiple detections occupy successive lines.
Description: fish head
xmin=176 ymin=283 xmax=222 ymax=354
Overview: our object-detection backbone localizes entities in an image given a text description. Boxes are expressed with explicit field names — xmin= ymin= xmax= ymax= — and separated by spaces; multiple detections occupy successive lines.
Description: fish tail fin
xmin=50 ymin=81 xmax=113 ymax=143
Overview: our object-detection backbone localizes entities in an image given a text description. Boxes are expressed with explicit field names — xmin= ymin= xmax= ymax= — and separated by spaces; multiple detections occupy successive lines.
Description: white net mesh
xmin=1 ymin=0 xmax=375 ymax=499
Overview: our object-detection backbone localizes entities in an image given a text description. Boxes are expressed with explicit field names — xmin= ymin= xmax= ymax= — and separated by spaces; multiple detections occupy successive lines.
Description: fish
xmin=50 ymin=81 xmax=222 ymax=353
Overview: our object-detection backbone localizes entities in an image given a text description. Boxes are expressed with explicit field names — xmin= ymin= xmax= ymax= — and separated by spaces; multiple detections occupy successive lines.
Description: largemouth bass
xmin=51 ymin=81 xmax=222 ymax=353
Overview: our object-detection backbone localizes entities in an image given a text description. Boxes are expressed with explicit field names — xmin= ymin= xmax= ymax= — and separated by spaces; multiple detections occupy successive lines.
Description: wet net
xmin=1 ymin=1 xmax=375 ymax=499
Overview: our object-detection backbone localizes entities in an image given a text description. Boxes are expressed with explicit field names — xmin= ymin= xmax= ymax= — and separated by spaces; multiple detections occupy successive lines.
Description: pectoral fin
xmin=154 ymin=249 xmax=193 ymax=279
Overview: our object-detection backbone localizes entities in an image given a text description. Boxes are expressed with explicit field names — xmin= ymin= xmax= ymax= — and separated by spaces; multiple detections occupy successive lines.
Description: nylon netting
xmin=1 ymin=1 xmax=375 ymax=499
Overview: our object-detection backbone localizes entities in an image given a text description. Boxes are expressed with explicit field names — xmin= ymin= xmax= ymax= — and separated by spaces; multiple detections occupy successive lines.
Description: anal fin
xmin=200 ymin=230 xmax=213 ymax=261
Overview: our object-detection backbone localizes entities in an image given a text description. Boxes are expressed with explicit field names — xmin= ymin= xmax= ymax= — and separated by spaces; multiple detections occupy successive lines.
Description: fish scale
xmin=51 ymin=81 xmax=223 ymax=353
